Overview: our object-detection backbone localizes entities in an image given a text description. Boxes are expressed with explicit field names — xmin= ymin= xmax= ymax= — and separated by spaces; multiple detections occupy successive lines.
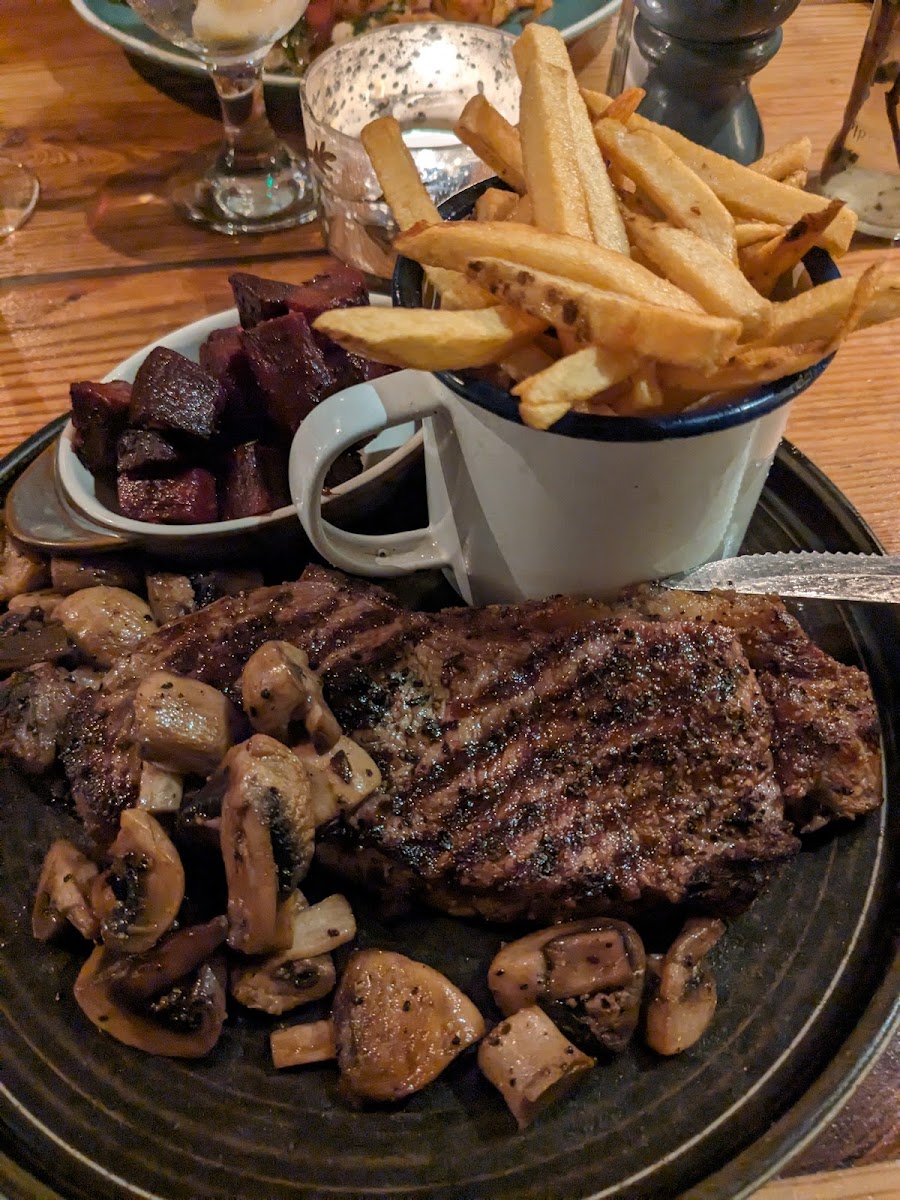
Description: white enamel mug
xmin=288 ymin=355 xmax=826 ymax=607
xmin=290 ymin=182 xmax=838 ymax=605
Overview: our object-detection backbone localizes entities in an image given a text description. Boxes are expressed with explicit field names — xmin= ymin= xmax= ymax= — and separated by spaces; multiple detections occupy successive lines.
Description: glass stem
xmin=208 ymin=60 xmax=285 ymax=173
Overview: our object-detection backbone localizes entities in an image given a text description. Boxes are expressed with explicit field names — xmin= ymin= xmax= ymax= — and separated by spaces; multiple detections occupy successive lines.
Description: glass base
xmin=0 ymin=158 xmax=39 ymax=236
xmin=168 ymin=142 xmax=317 ymax=235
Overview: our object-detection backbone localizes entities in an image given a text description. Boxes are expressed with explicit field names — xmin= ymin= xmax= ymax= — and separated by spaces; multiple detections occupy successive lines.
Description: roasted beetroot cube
xmin=117 ymin=467 xmax=218 ymax=525
xmin=198 ymin=326 xmax=266 ymax=439
xmin=70 ymin=379 xmax=132 ymax=474
xmin=117 ymin=429 xmax=183 ymax=474
xmin=286 ymin=266 xmax=369 ymax=324
xmin=229 ymin=266 xmax=368 ymax=330
xmin=229 ymin=273 xmax=300 ymax=330
xmin=242 ymin=311 xmax=333 ymax=435
xmin=129 ymin=347 xmax=226 ymax=440
xmin=220 ymin=441 xmax=289 ymax=520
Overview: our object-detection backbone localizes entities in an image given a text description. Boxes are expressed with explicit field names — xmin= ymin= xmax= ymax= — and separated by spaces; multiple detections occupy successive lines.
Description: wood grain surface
xmin=0 ymin=2 xmax=897 ymax=1197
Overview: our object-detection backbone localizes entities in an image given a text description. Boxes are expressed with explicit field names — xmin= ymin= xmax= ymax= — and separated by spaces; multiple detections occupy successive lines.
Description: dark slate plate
xmin=0 ymin=423 xmax=898 ymax=1200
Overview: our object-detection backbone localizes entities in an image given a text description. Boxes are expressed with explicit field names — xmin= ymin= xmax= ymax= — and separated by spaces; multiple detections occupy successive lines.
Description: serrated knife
xmin=665 ymin=552 xmax=900 ymax=603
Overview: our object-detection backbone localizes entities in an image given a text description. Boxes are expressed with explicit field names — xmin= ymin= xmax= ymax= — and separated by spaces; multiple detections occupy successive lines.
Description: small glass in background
xmin=0 ymin=158 xmax=39 ymax=237
xmin=819 ymin=0 xmax=900 ymax=241
xmin=300 ymin=23 xmax=520 ymax=279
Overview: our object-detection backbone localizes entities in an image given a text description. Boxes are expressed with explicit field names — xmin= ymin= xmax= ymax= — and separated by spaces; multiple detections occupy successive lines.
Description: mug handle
xmin=289 ymin=369 xmax=457 ymax=577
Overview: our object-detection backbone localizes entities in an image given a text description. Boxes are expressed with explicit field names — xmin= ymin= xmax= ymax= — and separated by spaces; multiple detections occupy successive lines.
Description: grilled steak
xmin=57 ymin=568 xmax=882 ymax=921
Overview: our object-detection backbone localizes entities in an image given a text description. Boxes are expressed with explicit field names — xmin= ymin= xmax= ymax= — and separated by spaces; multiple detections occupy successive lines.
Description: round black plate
xmin=1 ymin=426 xmax=898 ymax=1200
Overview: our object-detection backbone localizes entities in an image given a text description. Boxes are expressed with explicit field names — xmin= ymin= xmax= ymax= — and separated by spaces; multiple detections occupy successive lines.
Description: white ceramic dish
xmin=68 ymin=0 xmax=622 ymax=89
xmin=56 ymin=296 xmax=422 ymax=557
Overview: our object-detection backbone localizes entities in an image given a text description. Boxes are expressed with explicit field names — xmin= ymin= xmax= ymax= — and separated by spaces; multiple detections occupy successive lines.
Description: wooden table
xmin=0 ymin=1 xmax=897 ymax=1196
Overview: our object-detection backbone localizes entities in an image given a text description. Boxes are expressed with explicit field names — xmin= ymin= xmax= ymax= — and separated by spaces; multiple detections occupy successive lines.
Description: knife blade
xmin=664 ymin=552 xmax=900 ymax=603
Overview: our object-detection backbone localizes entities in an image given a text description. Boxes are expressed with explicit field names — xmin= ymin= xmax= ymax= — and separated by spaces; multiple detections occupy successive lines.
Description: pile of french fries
xmin=315 ymin=24 xmax=900 ymax=429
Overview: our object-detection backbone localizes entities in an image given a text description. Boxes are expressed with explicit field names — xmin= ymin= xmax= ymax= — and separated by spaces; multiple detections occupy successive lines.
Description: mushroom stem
xmin=477 ymin=1007 xmax=595 ymax=1129
xmin=271 ymin=1020 xmax=337 ymax=1068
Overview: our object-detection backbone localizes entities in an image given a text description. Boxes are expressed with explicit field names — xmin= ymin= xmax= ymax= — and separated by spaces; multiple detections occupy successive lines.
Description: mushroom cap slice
xmin=102 ymin=917 xmax=229 ymax=1004
xmin=93 ymin=808 xmax=185 ymax=954
xmin=32 ymin=839 xmax=100 ymax=942
xmin=133 ymin=671 xmax=242 ymax=777
xmin=74 ymin=945 xmax=227 ymax=1058
xmin=54 ymin=586 xmax=158 ymax=668
xmin=241 ymin=641 xmax=341 ymax=752
xmin=333 ymin=949 xmax=485 ymax=1103
xmin=487 ymin=918 xmax=646 ymax=1054
xmin=220 ymin=735 xmax=316 ymax=954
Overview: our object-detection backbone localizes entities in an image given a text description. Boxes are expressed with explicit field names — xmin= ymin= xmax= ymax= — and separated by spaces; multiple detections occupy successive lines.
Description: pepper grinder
xmin=608 ymin=0 xmax=802 ymax=163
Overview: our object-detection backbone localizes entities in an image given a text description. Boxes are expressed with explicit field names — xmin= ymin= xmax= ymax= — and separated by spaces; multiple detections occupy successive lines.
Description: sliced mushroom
xmin=74 ymin=946 xmax=227 ymax=1058
xmin=219 ymin=735 xmax=316 ymax=954
xmin=271 ymin=1019 xmax=337 ymax=1069
xmin=6 ymin=590 xmax=64 ymax=618
xmin=101 ymin=916 xmax=229 ymax=1004
xmin=50 ymin=554 xmax=143 ymax=595
xmin=487 ymin=918 xmax=646 ymax=1053
xmin=0 ymin=523 xmax=49 ymax=602
xmin=133 ymin=671 xmax=242 ymax=776
xmin=32 ymin=839 xmax=100 ymax=941
xmin=0 ymin=608 xmax=74 ymax=673
xmin=92 ymin=808 xmax=185 ymax=954
xmin=145 ymin=572 xmax=196 ymax=626
xmin=54 ymin=586 xmax=158 ymax=668
xmin=333 ymin=949 xmax=485 ymax=1103
xmin=232 ymin=952 xmax=336 ymax=1016
xmin=230 ymin=887 xmax=339 ymax=1014
xmin=293 ymin=736 xmax=382 ymax=825
xmin=477 ymin=1007 xmax=595 ymax=1130
xmin=137 ymin=761 xmax=184 ymax=814
xmin=644 ymin=918 xmax=725 ymax=1056
xmin=241 ymin=641 xmax=341 ymax=752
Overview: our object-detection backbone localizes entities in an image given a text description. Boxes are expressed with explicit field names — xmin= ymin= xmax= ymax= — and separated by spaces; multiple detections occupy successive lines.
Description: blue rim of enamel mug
xmin=392 ymin=177 xmax=840 ymax=442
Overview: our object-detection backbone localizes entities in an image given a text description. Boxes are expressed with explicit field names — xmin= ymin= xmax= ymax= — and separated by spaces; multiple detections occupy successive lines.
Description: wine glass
xmin=0 ymin=158 xmax=39 ymax=236
xmin=124 ymin=0 xmax=316 ymax=234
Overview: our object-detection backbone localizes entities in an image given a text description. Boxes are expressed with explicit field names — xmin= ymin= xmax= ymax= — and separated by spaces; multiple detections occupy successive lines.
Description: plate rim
xmin=0 ymin=429 xmax=897 ymax=1200
xmin=67 ymin=0 xmax=622 ymax=88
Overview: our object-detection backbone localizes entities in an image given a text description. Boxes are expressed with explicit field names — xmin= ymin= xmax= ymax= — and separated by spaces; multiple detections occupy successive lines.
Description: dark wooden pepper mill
xmin=613 ymin=0 xmax=803 ymax=163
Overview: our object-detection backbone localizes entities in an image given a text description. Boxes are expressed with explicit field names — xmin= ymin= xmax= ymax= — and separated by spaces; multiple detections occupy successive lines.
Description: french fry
xmin=617 ymin=362 xmax=665 ymax=414
xmin=623 ymin=212 xmax=772 ymax=338
xmin=513 ymin=345 xmax=639 ymax=428
xmin=593 ymin=118 xmax=738 ymax=262
xmin=500 ymin=342 xmax=558 ymax=383
xmin=762 ymin=272 xmax=900 ymax=345
xmin=750 ymin=137 xmax=813 ymax=181
xmin=518 ymin=61 xmax=592 ymax=239
xmin=361 ymin=116 xmax=441 ymax=229
xmin=735 ymin=221 xmax=785 ymax=248
xmin=568 ymin=86 xmax=630 ymax=253
xmin=360 ymin=116 xmax=492 ymax=311
xmin=512 ymin=24 xmax=628 ymax=252
xmin=395 ymin=221 xmax=703 ymax=312
xmin=511 ymin=194 xmax=534 ymax=224
xmin=313 ymin=306 xmax=543 ymax=371
xmin=739 ymin=199 xmax=846 ymax=296
xmin=601 ymin=88 xmax=646 ymax=123
xmin=453 ymin=95 xmax=527 ymax=193
xmin=511 ymin=19 xmax=570 ymax=75
xmin=579 ymin=89 xmax=858 ymax=255
xmin=659 ymin=339 xmax=831 ymax=393
xmin=475 ymin=187 xmax=519 ymax=223
xmin=781 ymin=169 xmax=808 ymax=189
xmin=465 ymin=257 xmax=742 ymax=368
